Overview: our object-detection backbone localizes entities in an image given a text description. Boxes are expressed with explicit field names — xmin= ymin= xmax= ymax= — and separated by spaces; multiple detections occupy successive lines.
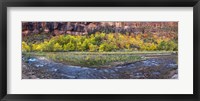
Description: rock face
xmin=22 ymin=22 xmax=178 ymax=36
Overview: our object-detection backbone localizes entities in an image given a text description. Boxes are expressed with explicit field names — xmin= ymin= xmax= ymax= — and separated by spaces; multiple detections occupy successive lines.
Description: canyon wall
xmin=22 ymin=22 xmax=178 ymax=36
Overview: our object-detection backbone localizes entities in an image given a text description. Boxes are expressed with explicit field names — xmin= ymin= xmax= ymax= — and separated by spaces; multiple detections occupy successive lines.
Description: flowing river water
xmin=22 ymin=54 xmax=178 ymax=79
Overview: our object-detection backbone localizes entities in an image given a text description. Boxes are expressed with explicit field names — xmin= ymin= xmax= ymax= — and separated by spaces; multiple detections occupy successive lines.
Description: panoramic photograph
xmin=22 ymin=22 xmax=178 ymax=79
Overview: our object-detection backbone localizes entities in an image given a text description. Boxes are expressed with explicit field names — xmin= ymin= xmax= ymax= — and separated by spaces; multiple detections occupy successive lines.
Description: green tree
xmin=81 ymin=39 xmax=89 ymax=51
xmin=89 ymin=44 xmax=99 ymax=52
xmin=53 ymin=43 xmax=62 ymax=51
xmin=157 ymin=41 xmax=167 ymax=50
xmin=63 ymin=42 xmax=75 ymax=51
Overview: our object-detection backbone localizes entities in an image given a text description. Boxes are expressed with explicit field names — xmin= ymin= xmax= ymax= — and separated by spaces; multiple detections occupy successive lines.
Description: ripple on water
xmin=134 ymin=72 xmax=145 ymax=78
xmin=35 ymin=64 xmax=44 ymax=68
xmin=142 ymin=60 xmax=159 ymax=67
xmin=152 ymin=71 xmax=161 ymax=75
xmin=28 ymin=58 xmax=37 ymax=62
xmin=166 ymin=64 xmax=178 ymax=68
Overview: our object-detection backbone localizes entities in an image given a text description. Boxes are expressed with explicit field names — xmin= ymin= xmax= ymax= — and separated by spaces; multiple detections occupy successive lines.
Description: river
xmin=22 ymin=54 xmax=178 ymax=79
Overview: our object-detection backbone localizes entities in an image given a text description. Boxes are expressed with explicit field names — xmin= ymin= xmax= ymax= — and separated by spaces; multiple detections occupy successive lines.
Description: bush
xmin=24 ymin=33 xmax=178 ymax=52
xmin=76 ymin=42 xmax=83 ymax=51
xmin=141 ymin=43 xmax=157 ymax=51
xmin=99 ymin=42 xmax=116 ymax=52
xmin=22 ymin=41 xmax=31 ymax=52
xmin=89 ymin=44 xmax=99 ymax=52
xmin=157 ymin=41 xmax=168 ymax=50
xmin=53 ymin=43 xmax=62 ymax=51
xmin=166 ymin=40 xmax=178 ymax=51
xmin=157 ymin=40 xmax=178 ymax=51
xmin=81 ymin=39 xmax=90 ymax=51
xmin=63 ymin=42 xmax=75 ymax=51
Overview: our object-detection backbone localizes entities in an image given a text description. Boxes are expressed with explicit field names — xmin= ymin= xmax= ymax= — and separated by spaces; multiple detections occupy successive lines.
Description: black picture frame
xmin=0 ymin=0 xmax=199 ymax=101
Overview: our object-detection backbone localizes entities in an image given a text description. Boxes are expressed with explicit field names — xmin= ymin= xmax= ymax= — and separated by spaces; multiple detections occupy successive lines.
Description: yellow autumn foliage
xmin=22 ymin=41 xmax=30 ymax=52
xmin=22 ymin=32 xmax=178 ymax=52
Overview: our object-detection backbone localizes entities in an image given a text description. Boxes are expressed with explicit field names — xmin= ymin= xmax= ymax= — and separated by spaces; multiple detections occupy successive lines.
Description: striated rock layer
xmin=22 ymin=22 xmax=178 ymax=36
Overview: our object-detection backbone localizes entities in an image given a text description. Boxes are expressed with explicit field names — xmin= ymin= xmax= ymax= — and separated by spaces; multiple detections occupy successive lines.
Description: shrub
xmin=81 ymin=39 xmax=90 ymax=51
xmin=166 ymin=40 xmax=178 ymax=51
xmin=157 ymin=41 xmax=168 ymax=50
xmin=36 ymin=44 xmax=43 ymax=51
xmin=63 ymin=42 xmax=75 ymax=51
xmin=99 ymin=42 xmax=116 ymax=52
xmin=22 ymin=41 xmax=31 ymax=52
xmin=23 ymin=32 xmax=178 ymax=52
xmin=140 ymin=43 xmax=157 ymax=51
xmin=53 ymin=43 xmax=62 ymax=51
xmin=76 ymin=42 xmax=83 ymax=51
xmin=89 ymin=44 xmax=99 ymax=52
xmin=157 ymin=40 xmax=178 ymax=51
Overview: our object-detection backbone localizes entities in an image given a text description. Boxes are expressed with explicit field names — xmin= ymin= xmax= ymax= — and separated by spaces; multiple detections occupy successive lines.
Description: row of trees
xmin=22 ymin=32 xmax=178 ymax=52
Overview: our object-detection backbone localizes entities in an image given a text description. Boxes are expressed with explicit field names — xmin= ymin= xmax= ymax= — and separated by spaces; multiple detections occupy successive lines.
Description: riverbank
xmin=22 ymin=52 xmax=178 ymax=79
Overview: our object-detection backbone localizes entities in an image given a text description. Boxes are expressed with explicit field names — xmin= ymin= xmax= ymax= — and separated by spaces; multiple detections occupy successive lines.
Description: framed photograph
xmin=0 ymin=0 xmax=199 ymax=101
